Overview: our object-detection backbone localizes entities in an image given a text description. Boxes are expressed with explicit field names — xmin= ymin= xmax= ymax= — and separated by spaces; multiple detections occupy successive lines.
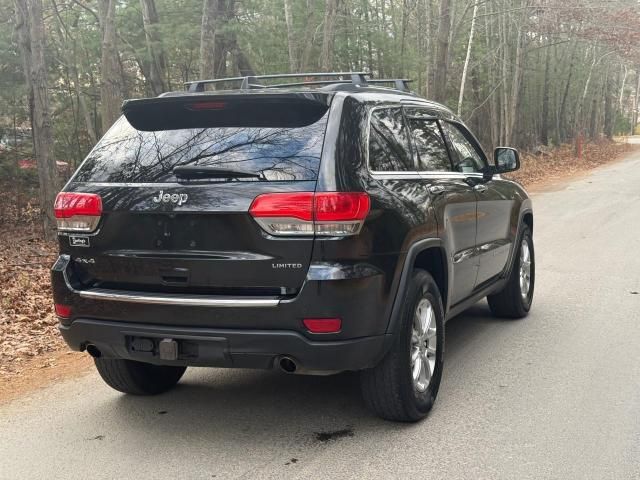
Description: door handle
xmin=473 ymin=184 xmax=488 ymax=194
xmin=429 ymin=185 xmax=446 ymax=195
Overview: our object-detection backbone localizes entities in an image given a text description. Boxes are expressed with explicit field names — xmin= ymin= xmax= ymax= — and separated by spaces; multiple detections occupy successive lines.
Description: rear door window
xmin=73 ymin=113 xmax=329 ymax=183
xmin=368 ymin=107 xmax=414 ymax=172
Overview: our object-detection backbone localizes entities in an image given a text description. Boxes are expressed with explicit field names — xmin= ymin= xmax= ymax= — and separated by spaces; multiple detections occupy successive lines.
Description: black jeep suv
xmin=51 ymin=73 xmax=534 ymax=421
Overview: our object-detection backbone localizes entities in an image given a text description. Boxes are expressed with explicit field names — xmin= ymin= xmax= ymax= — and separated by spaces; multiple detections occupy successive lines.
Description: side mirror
xmin=493 ymin=147 xmax=520 ymax=174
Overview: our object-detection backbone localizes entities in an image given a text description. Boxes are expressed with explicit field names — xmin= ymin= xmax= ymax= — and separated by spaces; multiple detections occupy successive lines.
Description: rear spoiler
xmin=121 ymin=93 xmax=331 ymax=131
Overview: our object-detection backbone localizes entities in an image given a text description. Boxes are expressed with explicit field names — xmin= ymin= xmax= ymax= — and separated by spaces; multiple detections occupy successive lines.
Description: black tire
xmin=94 ymin=358 xmax=186 ymax=395
xmin=487 ymin=224 xmax=535 ymax=319
xmin=360 ymin=269 xmax=445 ymax=422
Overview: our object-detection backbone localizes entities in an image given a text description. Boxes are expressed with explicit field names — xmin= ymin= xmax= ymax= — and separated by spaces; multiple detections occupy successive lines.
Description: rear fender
xmin=501 ymin=202 xmax=533 ymax=279
xmin=384 ymin=238 xmax=451 ymax=337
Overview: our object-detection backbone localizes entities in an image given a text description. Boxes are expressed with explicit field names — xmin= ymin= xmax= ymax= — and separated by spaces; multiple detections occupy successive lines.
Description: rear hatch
xmin=58 ymin=93 xmax=332 ymax=296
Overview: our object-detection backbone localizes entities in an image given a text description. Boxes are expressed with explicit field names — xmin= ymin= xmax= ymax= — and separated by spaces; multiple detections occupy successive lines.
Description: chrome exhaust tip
xmin=278 ymin=356 xmax=297 ymax=374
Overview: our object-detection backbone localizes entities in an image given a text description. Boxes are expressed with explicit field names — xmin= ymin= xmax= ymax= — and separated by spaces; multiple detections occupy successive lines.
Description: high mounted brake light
xmin=54 ymin=192 xmax=102 ymax=232
xmin=249 ymin=192 xmax=370 ymax=237
xmin=187 ymin=101 xmax=227 ymax=111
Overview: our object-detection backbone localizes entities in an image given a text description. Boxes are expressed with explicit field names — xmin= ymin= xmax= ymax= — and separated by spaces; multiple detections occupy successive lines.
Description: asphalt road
xmin=2 ymin=147 xmax=640 ymax=480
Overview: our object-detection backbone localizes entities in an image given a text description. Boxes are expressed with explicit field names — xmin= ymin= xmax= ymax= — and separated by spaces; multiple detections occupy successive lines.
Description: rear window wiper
xmin=173 ymin=166 xmax=264 ymax=180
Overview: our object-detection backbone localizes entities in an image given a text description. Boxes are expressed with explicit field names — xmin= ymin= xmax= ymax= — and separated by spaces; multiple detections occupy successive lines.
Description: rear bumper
xmin=60 ymin=319 xmax=389 ymax=372
xmin=52 ymin=254 xmax=397 ymax=372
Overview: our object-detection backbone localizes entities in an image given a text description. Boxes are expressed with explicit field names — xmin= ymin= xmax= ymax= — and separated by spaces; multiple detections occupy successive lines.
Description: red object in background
xmin=18 ymin=158 xmax=36 ymax=170
xmin=18 ymin=159 xmax=69 ymax=170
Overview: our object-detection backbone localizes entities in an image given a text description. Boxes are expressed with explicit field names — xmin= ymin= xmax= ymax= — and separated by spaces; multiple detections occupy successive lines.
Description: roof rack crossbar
xmin=185 ymin=72 xmax=368 ymax=92
xmin=183 ymin=72 xmax=413 ymax=93
xmin=267 ymin=80 xmax=352 ymax=88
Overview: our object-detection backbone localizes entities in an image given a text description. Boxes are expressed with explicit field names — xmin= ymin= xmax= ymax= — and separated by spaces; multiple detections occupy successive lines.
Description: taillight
xmin=249 ymin=192 xmax=370 ymax=237
xmin=54 ymin=192 xmax=102 ymax=232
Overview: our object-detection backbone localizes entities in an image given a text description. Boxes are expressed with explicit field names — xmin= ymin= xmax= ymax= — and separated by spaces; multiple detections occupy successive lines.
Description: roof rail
xmin=183 ymin=72 xmax=413 ymax=93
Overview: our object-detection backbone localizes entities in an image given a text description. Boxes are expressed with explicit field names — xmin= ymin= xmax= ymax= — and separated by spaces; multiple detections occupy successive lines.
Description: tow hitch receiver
xmin=159 ymin=338 xmax=179 ymax=361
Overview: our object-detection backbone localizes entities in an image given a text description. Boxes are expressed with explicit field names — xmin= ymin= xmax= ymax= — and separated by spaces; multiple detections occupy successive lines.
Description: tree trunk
xmin=14 ymin=0 xmax=34 ymax=140
xmin=321 ymin=0 xmax=340 ymax=71
xmin=299 ymin=0 xmax=316 ymax=71
xmin=228 ymin=35 xmax=255 ymax=76
xmin=505 ymin=7 xmax=526 ymax=146
xmin=362 ymin=0 xmax=374 ymax=74
xmin=200 ymin=0 xmax=218 ymax=79
xmin=399 ymin=0 xmax=408 ymax=76
xmin=633 ymin=67 xmax=640 ymax=135
xmin=140 ymin=0 xmax=168 ymax=95
xmin=422 ymin=0 xmax=432 ymax=97
xmin=577 ymin=46 xmax=597 ymax=135
xmin=484 ymin=1 xmax=498 ymax=149
xmin=284 ymin=0 xmax=297 ymax=72
xmin=558 ymin=44 xmax=576 ymax=142
xmin=457 ymin=0 xmax=478 ymax=116
xmin=589 ymin=97 xmax=597 ymax=139
xmin=433 ymin=0 xmax=451 ymax=103
xmin=604 ymin=74 xmax=613 ymax=139
xmin=98 ymin=0 xmax=123 ymax=131
xmin=541 ymin=44 xmax=551 ymax=145
xmin=618 ymin=64 xmax=627 ymax=110
xmin=200 ymin=0 xmax=230 ymax=82
xmin=16 ymin=0 xmax=60 ymax=239
xmin=50 ymin=0 xmax=97 ymax=145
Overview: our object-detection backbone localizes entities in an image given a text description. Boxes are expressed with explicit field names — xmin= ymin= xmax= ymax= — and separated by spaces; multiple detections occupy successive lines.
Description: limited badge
xmin=69 ymin=235 xmax=90 ymax=248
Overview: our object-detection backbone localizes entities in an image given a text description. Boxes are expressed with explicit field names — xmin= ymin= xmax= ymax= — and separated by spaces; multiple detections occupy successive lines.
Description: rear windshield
xmin=73 ymin=113 xmax=328 ymax=183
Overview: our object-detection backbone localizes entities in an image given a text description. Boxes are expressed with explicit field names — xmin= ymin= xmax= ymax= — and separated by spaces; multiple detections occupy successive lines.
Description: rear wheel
xmin=360 ymin=269 xmax=445 ymax=422
xmin=487 ymin=224 xmax=535 ymax=318
xmin=94 ymin=358 xmax=186 ymax=395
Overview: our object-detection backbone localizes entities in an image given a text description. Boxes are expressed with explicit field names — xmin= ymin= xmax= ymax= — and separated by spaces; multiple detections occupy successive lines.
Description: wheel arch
xmin=522 ymin=211 xmax=533 ymax=233
xmin=413 ymin=247 xmax=449 ymax=309
xmin=385 ymin=239 xmax=451 ymax=336
xmin=502 ymin=207 xmax=534 ymax=280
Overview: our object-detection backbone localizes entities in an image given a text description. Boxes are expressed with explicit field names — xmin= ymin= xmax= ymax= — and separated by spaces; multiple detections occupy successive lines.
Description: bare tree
xmin=200 ymin=0 xmax=219 ymax=79
xmin=433 ymin=0 xmax=451 ymax=103
xmin=321 ymin=0 xmax=340 ymax=71
xmin=140 ymin=0 xmax=168 ymax=95
xmin=98 ymin=0 xmax=123 ymax=131
xmin=50 ymin=0 xmax=97 ymax=144
xmin=200 ymin=0 xmax=240 ymax=80
xmin=15 ymin=0 xmax=60 ymax=239
xmin=457 ymin=0 xmax=478 ymax=116
xmin=541 ymin=44 xmax=552 ymax=145
xmin=633 ymin=67 xmax=640 ymax=134
xmin=284 ymin=0 xmax=297 ymax=71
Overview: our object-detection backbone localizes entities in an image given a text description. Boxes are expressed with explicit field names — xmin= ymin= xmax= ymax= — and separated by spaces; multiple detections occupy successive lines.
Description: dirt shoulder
xmin=0 ymin=139 xmax=638 ymax=404
xmin=0 ymin=350 xmax=92 ymax=405
xmin=506 ymin=140 xmax=637 ymax=193
xmin=0 ymin=200 xmax=94 ymax=404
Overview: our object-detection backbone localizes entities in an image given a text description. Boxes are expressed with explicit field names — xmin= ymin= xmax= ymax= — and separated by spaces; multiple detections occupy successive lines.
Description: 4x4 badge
xmin=153 ymin=191 xmax=188 ymax=206
xmin=69 ymin=235 xmax=90 ymax=247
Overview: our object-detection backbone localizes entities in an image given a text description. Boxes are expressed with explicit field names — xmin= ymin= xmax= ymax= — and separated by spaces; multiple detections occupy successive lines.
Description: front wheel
xmin=94 ymin=358 xmax=186 ymax=395
xmin=487 ymin=224 xmax=535 ymax=318
xmin=360 ymin=269 xmax=445 ymax=422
